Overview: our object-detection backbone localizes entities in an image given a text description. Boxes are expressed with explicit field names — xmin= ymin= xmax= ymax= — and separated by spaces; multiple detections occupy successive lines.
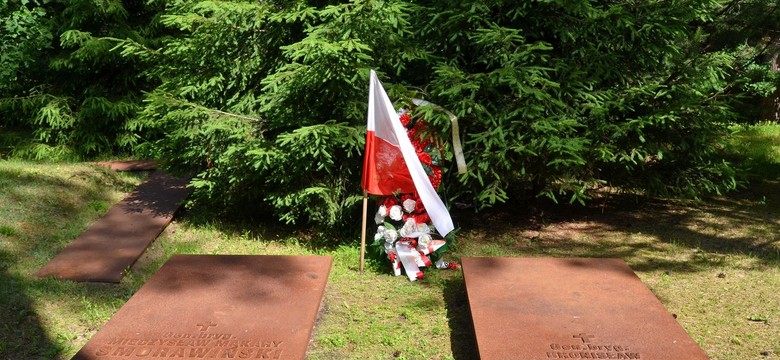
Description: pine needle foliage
xmin=121 ymin=0 xmax=420 ymax=225
xmin=414 ymin=0 xmax=742 ymax=206
xmin=3 ymin=0 xmax=777 ymax=226
xmin=0 ymin=0 xmax=162 ymax=159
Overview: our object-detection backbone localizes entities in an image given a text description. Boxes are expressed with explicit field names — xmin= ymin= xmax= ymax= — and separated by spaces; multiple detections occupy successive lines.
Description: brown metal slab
xmin=462 ymin=257 xmax=709 ymax=360
xmin=36 ymin=170 xmax=191 ymax=282
xmin=72 ymin=255 xmax=332 ymax=360
xmin=92 ymin=160 xmax=157 ymax=171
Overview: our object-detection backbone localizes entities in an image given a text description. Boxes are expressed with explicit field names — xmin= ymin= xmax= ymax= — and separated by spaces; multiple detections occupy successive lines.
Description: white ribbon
xmin=396 ymin=241 xmax=421 ymax=281
xmin=390 ymin=239 xmax=448 ymax=281
xmin=412 ymin=99 xmax=467 ymax=175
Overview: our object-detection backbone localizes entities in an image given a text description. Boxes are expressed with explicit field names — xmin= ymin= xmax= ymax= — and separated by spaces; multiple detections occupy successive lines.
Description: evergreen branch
xmin=715 ymin=0 xmax=739 ymax=17
xmin=0 ymin=93 xmax=59 ymax=104
xmin=103 ymin=37 xmax=161 ymax=54
xmin=209 ymin=108 xmax=262 ymax=123
xmin=160 ymin=93 xmax=264 ymax=124
xmin=0 ymin=94 xmax=43 ymax=101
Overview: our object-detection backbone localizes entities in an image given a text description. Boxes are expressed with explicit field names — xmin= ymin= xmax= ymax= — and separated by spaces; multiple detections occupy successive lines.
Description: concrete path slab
xmin=72 ymin=255 xmax=332 ymax=360
xmin=36 ymin=170 xmax=191 ymax=282
xmin=462 ymin=257 xmax=709 ymax=360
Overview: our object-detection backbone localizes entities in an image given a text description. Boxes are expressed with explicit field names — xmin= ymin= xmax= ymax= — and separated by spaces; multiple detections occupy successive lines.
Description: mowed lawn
xmin=0 ymin=123 xmax=778 ymax=359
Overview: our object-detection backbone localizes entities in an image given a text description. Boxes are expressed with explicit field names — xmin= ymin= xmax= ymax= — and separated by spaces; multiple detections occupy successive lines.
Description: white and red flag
xmin=361 ymin=70 xmax=454 ymax=236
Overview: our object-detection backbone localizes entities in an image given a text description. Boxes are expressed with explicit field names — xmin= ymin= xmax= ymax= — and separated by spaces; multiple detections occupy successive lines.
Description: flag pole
xmin=359 ymin=189 xmax=368 ymax=273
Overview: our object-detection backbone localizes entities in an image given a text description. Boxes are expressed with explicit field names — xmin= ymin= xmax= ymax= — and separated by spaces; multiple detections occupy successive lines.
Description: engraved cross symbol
xmin=197 ymin=321 xmax=217 ymax=331
xmin=574 ymin=333 xmax=595 ymax=343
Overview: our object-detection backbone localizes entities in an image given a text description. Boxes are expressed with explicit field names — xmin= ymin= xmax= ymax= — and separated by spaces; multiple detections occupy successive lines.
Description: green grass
xmin=0 ymin=160 xmax=145 ymax=357
xmin=728 ymin=121 xmax=780 ymax=180
xmin=1 ymin=122 xmax=780 ymax=360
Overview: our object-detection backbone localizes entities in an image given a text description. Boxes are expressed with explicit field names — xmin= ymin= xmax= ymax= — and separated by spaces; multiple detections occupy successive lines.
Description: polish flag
xmin=362 ymin=70 xmax=454 ymax=236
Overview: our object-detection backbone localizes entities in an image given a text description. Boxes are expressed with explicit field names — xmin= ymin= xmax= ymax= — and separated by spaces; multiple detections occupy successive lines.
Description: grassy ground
xmin=728 ymin=121 xmax=780 ymax=180
xmin=0 ymin=123 xmax=778 ymax=360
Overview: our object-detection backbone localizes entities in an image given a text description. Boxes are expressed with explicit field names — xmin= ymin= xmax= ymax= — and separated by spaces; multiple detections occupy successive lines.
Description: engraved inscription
xmin=574 ymin=333 xmax=595 ymax=343
xmin=93 ymin=322 xmax=285 ymax=359
xmin=197 ymin=321 xmax=217 ymax=331
xmin=546 ymin=334 xmax=641 ymax=359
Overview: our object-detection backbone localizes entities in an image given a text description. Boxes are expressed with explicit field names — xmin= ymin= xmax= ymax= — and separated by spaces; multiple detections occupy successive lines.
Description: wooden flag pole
xmin=359 ymin=189 xmax=369 ymax=273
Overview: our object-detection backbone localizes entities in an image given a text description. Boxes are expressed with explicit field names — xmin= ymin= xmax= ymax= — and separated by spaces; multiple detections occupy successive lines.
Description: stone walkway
xmin=36 ymin=163 xmax=191 ymax=282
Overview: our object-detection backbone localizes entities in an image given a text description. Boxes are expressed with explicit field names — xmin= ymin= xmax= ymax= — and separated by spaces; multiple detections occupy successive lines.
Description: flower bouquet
xmin=371 ymin=109 xmax=458 ymax=281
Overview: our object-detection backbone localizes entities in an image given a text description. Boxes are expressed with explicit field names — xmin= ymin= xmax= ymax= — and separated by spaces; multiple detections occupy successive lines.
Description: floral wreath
xmin=371 ymin=108 xmax=458 ymax=281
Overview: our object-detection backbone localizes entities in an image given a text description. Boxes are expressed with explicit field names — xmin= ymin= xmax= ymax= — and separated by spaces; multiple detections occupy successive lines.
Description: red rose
xmin=407 ymin=128 xmax=418 ymax=143
xmin=429 ymin=166 xmax=442 ymax=189
xmin=380 ymin=196 xmax=398 ymax=208
xmin=413 ymin=212 xmax=430 ymax=224
xmin=417 ymin=151 xmax=432 ymax=165
xmin=414 ymin=196 xmax=426 ymax=213
xmin=430 ymin=177 xmax=441 ymax=189
xmin=410 ymin=139 xmax=423 ymax=152
xmin=412 ymin=120 xmax=427 ymax=132
xmin=400 ymin=113 xmax=412 ymax=127
xmin=432 ymin=166 xmax=442 ymax=178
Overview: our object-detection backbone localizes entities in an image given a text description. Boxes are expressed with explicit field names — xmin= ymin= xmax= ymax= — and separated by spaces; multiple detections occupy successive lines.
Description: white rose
xmin=378 ymin=205 xmax=388 ymax=217
xmin=402 ymin=199 xmax=416 ymax=213
xmin=389 ymin=205 xmax=403 ymax=221
xmin=416 ymin=222 xmax=430 ymax=234
xmin=374 ymin=226 xmax=386 ymax=241
xmin=383 ymin=229 xmax=398 ymax=243
xmin=374 ymin=211 xmax=385 ymax=225
xmin=399 ymin=218 xmax=417 ymax=237
xmin=417 ymin=233 xmax=432 ymax=249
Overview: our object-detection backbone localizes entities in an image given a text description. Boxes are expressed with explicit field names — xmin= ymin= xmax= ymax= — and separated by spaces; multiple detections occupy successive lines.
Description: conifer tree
xmin=3 ymin=0 xmax=776 ymax=226
xmin=1 ymin=0 xmax=161 ymax=159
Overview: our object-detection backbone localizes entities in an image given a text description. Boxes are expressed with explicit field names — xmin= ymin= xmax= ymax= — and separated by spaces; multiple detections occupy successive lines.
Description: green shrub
xmin=6 ymin=0 xmax=780 ymax=226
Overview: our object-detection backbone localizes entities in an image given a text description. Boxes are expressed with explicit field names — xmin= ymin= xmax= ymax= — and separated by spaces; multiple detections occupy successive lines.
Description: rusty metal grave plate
xmin=462 ymin=257 xmax=709 ymax=360
xmin=73 ymin=255 xmax=332 ymax=360
xmin=37 ymin=170 xmax=191 ymax=282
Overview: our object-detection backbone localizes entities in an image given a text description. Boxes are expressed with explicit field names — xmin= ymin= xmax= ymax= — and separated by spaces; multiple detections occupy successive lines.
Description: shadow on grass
xmin=0 ymin=251 xmax=58 ymax=358
xmin=453 ymin=180 xmax=780 ymax=273
xmin=442 ymin=276 xmax=479 ymax=360
xmin=598 ymin=181 xmax=779 ymax=271
xmin=177 ymin=203 xmax=356 ymax=254
xmin=0 ymin=163 xmax=147 ymax=357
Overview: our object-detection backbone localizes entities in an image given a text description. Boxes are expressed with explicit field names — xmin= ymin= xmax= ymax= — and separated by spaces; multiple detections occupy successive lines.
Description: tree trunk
xmin=760 ymin=51 xmax=780 ymax=122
